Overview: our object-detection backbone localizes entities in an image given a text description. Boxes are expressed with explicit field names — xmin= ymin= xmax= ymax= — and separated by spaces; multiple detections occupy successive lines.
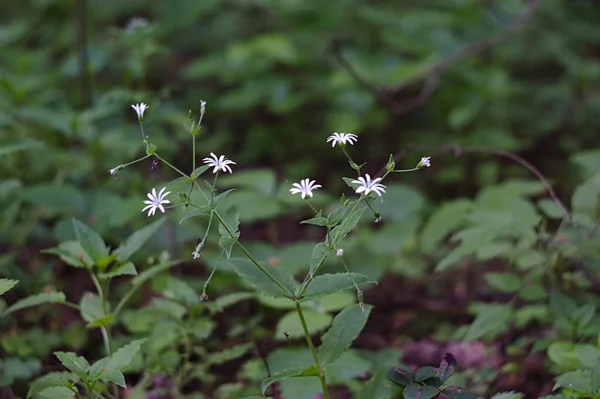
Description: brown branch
xmin=333 ymin=0 xmax=543 ymax=114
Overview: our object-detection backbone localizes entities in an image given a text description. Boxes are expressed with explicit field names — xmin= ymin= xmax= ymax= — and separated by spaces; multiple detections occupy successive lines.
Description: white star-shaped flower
xmin=352 ymin=174 xmax=386 ymax=197
xmin=142 ymin=187 xmax=171 ymax=217
xmin=131 ymin=103 xmax=149 ymax=120
xmin=417 ymin=156 xmax=431 ymax=168
xmin=203 ymin=153 xmax=236 ymax=174
xmin=289 ymin=178 xmax=322 ymax=199
xmin=326 ymin=132 xmax=358 ymax=147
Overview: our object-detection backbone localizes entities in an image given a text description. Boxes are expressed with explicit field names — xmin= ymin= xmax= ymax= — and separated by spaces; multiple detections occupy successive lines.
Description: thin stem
xmin=139 ymin=122 xmax=146 ymax=142
xmin=295 ymin=302 xmax=330 ymax=399
xmin=192 ymin=135 xmax=196 ymax=172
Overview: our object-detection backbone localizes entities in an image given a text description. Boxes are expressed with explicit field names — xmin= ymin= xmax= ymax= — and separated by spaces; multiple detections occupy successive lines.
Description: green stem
xmin=295 ymin=301 xmax=330 ymax=399
xmin=192 ymin=135 xmax=196 ymax=172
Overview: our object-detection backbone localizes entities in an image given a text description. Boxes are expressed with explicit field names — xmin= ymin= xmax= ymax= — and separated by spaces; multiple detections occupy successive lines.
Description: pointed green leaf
xmin=310 ymin=242 xmax=331 ymax=274
xmin=72 ymin=218 xmax=109 ymax=262
xmin=42 ymin=241 xmax=93 ymax=268
xmin=79 ymin=292 xmax=105 ymax=325
xmin=219 ymin=232 xmax=240 ymax=259
xmin=403 ymin=383 xmax=439 ymax=399
xmin=0 ymin=279 xmax=18 ymax=296
xmin=213 ymin=188 xmax=236 ymax=205
xmin=99 ymin=369 xmax=126 ymax=388
xmin=54 ymin=352 xmax=91 ymax=377
xmin=114 ymin=218 xmax=165 ymax=262
xmin=27 ymin=372 xmax=77 ymax=398
xmin=317 ymin=304 xmax=373 ymax=366
xmin=4 ymin=291 xmax=66 ymax=315
xmin=36 ymin=386 xmax=76 ymax=399
xmin=275 ymin=309 xmax=332 ymax=339
xmin=300 ymin=273 xmax=376 ymax=301
xmin=179 ymin=207 xmax=208 ymax=224
xmin=301 ymin=216 xmax=329 ymax=227
xmin=206 ymin=343 xmax=253 ymax=365
xmin=229 ymin=258 xmax=296 ymax=298
xmin=261 ymin=366 xmax=319 ymax=395
xmin=98 ymin=262 xmax=137 ymax=280
xmin=464 ymin=303 xmax=512 ymax=341
xmin=330 ymin=207 xmax=366 ymax=243
xmin=415 ymin=367 xmax=437 ymax=382
xmin=218 ymin=207 xmax=240 ymax=258
xmin=191 ymin=164 xmax=212 ymax=179
xmin=106 ymin=339 xmax=146 ymax=371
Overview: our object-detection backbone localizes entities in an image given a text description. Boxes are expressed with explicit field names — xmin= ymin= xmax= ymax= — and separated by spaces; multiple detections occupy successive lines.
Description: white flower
xmin=142 ymin=187 xmax=171 ymax=217
xmin=109 ymin=167 xmax=119 ymax=176
xmin=203 ymin=153 xmax=236 ymax=174
xmin=336 ymin=249 xmax=344 ymax=257
xmin=326 ymin=132 xmax=358 ymax=147
xmin=200 ymin=100 xmax=206 ymax=115
xmin=352 ymin=174 xmax=386 ymax=197
xmin=417 ymin=156 xmax=431 ymax=169
xmin=131 ymin=103 xmax=149 ymax=120
xmin=192 ymin=251 xmax=201 ymax=259
xmin=289 ymin=178 xmax=322 ymax=199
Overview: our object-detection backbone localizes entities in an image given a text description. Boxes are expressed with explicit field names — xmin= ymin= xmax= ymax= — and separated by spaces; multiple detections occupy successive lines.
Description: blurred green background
xmin=2 ymin=0 xmax=600 ymax=397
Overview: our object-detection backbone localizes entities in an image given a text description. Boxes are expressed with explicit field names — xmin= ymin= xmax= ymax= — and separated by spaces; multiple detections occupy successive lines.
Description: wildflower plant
xmin=105 ymin=101 xmax=432 ymax=398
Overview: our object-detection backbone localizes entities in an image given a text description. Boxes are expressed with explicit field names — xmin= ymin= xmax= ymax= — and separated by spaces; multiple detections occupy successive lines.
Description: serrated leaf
xmin=54 ymin=352 xmax=91 ymax=376
xmin=207 ymin=343 xmax=253 ymax=365
xmin=317 ymin=304 xmax=372 ymax=366
xmin=229 ymin=258 xmax=296 ymax=298
xmin=0 ymin=279 xmax=18 ymax=296
xmin=42 ymin=241 xmax=93 ymax=268
xmin=300 ymin=273 xmax=376 ymax=301
xmin=114 ymin=218 xmax=165 ymax=262
xmin=72 ymin=218 xmax=109 ymax=263
xmin=261 ymin=366 xmax=320 ymax=395
xmin=403 ymin=383 xmax=439 ymax=399
xmin=27 ymin=372 xmax=76 ymax=398
xmin=36 ymin=386 xmax=76 ymax=399
xmin=464 ymin=303 xmax=512 ymax=341
xmin=4 ymin=291 xmax=66 ymax=315
xmin=106 ymin=339 xmax=146 ymax=371
xmin=99 ymin=369 xmax=126 ymax=388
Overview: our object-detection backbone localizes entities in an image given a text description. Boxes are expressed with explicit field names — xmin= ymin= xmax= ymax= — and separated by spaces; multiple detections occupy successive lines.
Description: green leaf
xmin=213 ymin=188 xmax=236 ymax=205
xmin=261 ymin=366 xmax=319 ymax=395
xmin=113 ymin=218 xmax=165 ymax=262
xmin=387 ymin=366 xmax=413 ymax=386
xmin=72 ymin=218 xmax=109 ymax=263
xmin=317 ymin=304 xmax=373 ymax=366
xmin=421 ymin=200 xmax=471 ymax=254
xmin=549 ymin=290 xmax=577 ymax=320
xmin=42 ymin=241 xmax=93 ymax=268
xmin=590 ymin=358 xmax=600 ymax=392
xmin=131 ymin=260 xmax=180 ymax=286
xmin=330 ymin=207 xmax=366 ymax=243
xmin=275 ymin=309 xmax=332 ymax=339
xmin=484 ymin=272 xmax=523 ymax=293
xmin=218 ymin=207 xmax=240 ymax=258
xmin=27 ymin=372 xmax=76 ymax=398
xmin=36 ymin=386 xmax=76 ymax=399
xmin=191 ymin=164 xmax=212 ymax=179
xmin=464 ymin=303 xmax=512 ymax=341
xmin=179 ymin=207 xmax=208 ymax=224
xmin=79 ymin=292 xmax=105 ymax=326
xmin=309 ymin=242 xmax=331 ymax=274
xmin=414 ymin=366 xmax=437 ymax=382
xmin=301 ymin=216 xmax=329 ymax=227
xmin=207 ymin=343 xmax=253 ymax=365
xmin=54 ymin=352 xmax=91 ymax=377
xmin=572 ymin=303 xmax=596 ymax=330
xmin=358 ymin=368 xmax=403 ymax=399
xmin=299 ymin=273 xmax=376 ymax=301
xmin=99 ymin=369 xmax=126 ymax=388
xmin=4 ymin=291 xmax=66 ymax=315
xmin=403 ymin=383 xmax=439 ymax=399
xmin=98 ymin=262 xmax=137 ymax=280
xmin=572 ymin=178 xmax=600 ymax=218
xmin=106 ymin=339 xmax=146 ymax=371
xmin=0 ymin=279 xmax=18 ymax=296
xmin=553 ymin=370 xmax=592 ymax=394
xmin=229 ymin=258 xmax=296 ymax=298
